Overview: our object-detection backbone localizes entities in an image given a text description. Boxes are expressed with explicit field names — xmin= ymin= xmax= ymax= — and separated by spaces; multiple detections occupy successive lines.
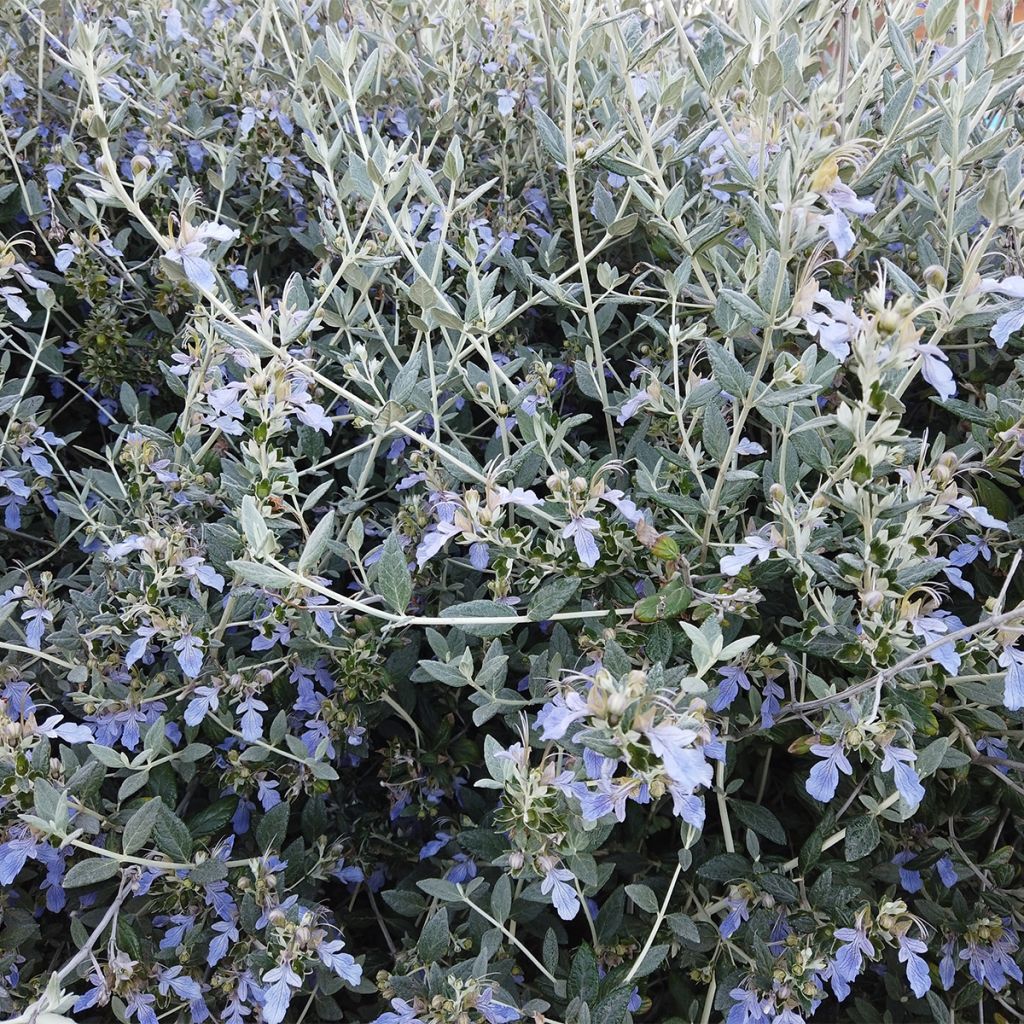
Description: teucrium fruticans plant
xmin=3 ymin=0 xmax=1024 ymax=1021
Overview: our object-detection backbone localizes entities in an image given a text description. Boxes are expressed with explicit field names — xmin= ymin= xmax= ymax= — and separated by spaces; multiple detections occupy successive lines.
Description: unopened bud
xmin=877 ymin=309 xmax=902 ymax=333
xmin=651 ymin=534 xmax=680 ymax=561
xmin=923 ymin=264 xmax=946 ymax=290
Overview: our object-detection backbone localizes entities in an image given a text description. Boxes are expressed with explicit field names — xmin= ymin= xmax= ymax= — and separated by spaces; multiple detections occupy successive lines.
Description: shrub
xmin=3 ymin=1 xmax=1024 ymax=1022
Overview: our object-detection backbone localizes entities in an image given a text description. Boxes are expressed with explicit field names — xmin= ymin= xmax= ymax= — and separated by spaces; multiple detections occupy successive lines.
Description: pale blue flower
xmin=477 ymin=987 xmax=521 ymax=1022
xmin=535 ymin=691 xmax=588 ymax=740
xmin=822 ymin=183 xmax=876 ymax=258
xmin=260 ymin=962 xmax=301 ymax=1024
xmin=805 ymin=742 xmax=853 ymax=802
xmin=540 ymin=863 xmax=580 ymax=920
xmin=935 ymin=855 xmax=958 ymax=888
xmin=880 ymin=744 xmax=925 ymax=807
xmin=184 ymin=685 xmax=219 ymax=726
xmin=317 ymin=937 xmax=362 ymax=985
xmin=915 ymin=342 xmax=956 ymax=399
xmin=173 ymin=634 xmax=205 ymax=678
xmin=562 ymin=516 xmax=601 ymax=567
xmin=892 ymin=850 xmax=923 ymax=893
xmin=496 ymin=89 xmax=518 ymax=117
xmin=157 ymin=965 xmax=203 ymax=1002
xmin=238 ymin=693 xmax=268 ymax=741
xmin=713 ymin=666 xmax=751 ymax=711
xmin=645 ymin=723 xmax=713 ymax=793
xmin=720 ymin=892 xmax=750 ymax=938
xmin=416 ymin=521 xmax=460 ymax=567
xmin=897 ymin=934 xmax=931 ymax=997
xmin=998 ymin=645 xmax=1024 ymax=711
xmin=617 ymin=389 xmax=650 ymax=424
xmin=802 ymin=288 xmax=861 ymax=361
xmin=721 ymin=533 xmax=775 ymax=576
xmin=373 ymin=998 xmax=424 ymax=1024
xmin=164 ymin=219 xmax=238 ymax=291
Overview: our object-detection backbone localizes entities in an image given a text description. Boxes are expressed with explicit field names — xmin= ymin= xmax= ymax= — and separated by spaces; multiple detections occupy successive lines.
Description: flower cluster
xmin=2 ymin=2 xmax=1024 ymax=1023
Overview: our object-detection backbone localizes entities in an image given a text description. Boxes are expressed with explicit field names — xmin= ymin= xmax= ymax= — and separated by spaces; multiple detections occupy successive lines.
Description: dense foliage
xmin=3 ymin=1 xmax=1024 ymax=1022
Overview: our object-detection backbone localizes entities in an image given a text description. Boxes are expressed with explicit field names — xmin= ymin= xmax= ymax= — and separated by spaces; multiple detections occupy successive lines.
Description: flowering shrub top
xmin=2 ymin=1 xmax=1024 ymax=1022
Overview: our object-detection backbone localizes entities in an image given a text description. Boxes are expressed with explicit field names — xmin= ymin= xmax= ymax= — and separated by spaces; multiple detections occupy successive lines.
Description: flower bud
xmin=923 ymin=264 xmax=946 ymax=290
xmin=877 ymin=308 xmax=902 ymax=333
xmin=651 ymin=534 xmax=680 ymax=561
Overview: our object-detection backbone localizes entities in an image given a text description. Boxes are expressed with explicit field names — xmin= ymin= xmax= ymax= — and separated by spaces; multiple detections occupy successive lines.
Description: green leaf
xmin=759 ymin=873 xmax=800 ymax=904
xmin=732 ymin=801 xmax=786 ymax=845
xmin=628 ymin=943 xmax=670 ymax=978
xmin=916 ymin=736 xmax=951 ymax=779
xmin=33 ymin=778 xmax=61 ymax=822
xmin=592 ymin=986 xmax=634 ymax=1024
xmin=752 ymin=51 xmax=783 ymax=95
xmin=89 ymin=744 xmax=127 ymax=769
xmin=439 ymin=600 xmax=518 ymax=638
xmin=155 ymin=803 xmax=193 ymax=862
xmin=256 ymin=801 xmax=290 ymax=852
xmin=64 ymin=857 xmax=120 ymax=888
xmin=625 ymin=883 xmax=659 ymax=914
xmin=188 ymin=798 xmax=239 ymax=839
xmin=228 ymin=560 xmax=293 ymax=588
xmin=528 ymin=576 xmax=580 ymax=621
xmin=381 ymin=888 xmax=427 ymax=917
xmin=888 ymin=18 xmax=916 ymax=71
xmin=705 ymin=340 xmax=753 ymax=398
xmin=925 ymin=0 xmax=958 ymax=39
xmin=569 ymin=944 xmax=600 ymax=1003
xmin=298 ymin=510 xmax=334 ymax=572
xmin=696 ymin=853 xmax=750 ymax=881
xmin=390 ymin=349 xmax=422 ymax=404
xmin=189 ymin=857 xmax=228 ymax=885
xmin=696 ymin=26 xmax=725 ymax=80
xmin=417 ymin=907 xmax=449 ymax=962
xmin=533 ymin=106 xmax=566 ymax=164
xmin=702 ymin=402 xmax=730 ymax=461
xmin=240 ymin=495 xmax=272 ymax=555
xmin=844 ymin=815 xmax=881 ymax=861
xmin=416 ymin=877 xmax=462 ymax=901
xmin=119 ymin=381 xmax=139 ymax=419
xmin=666 ymin=912 xmax=700 ymax=944
xmin=377 ymin=531 xmax=412 ymax=613
xmin=491 ymin=873 xmax=512 ymax=923
xmin=122 ymin=798 xmax=162 ymax=856
xmin=718 ymin=288 xmax=769 ymax=328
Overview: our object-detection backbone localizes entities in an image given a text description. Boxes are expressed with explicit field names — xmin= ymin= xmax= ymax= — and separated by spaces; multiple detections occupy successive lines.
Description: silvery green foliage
xmin=2 ymin=1 xmax=1024 ymax=1022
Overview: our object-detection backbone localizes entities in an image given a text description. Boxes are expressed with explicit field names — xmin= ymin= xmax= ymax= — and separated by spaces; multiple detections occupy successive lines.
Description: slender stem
xmin=460 ymin=892 xmax=558 ymax=985
xmin=625 ymin=861 xmax=682 ymax=985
